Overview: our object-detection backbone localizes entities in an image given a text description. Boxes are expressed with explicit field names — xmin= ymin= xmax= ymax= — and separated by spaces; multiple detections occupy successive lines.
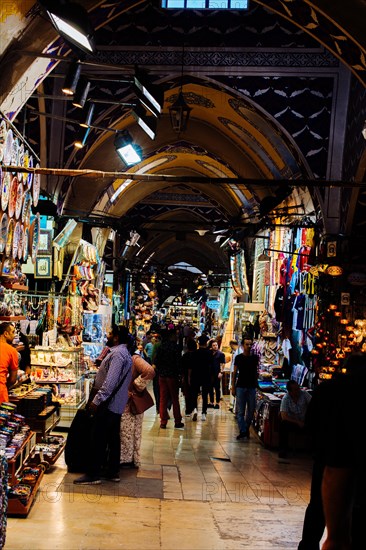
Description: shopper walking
xmin=0 ymin=322 xmax=18 ymax=404
xmin=181 ymin=338 xmax=197 ymax=416
xmin=74 ymin=325 xmax=132 ymax=485
xmin=189 ymin=335 xmax=214 ymax=421
xmin=232 ymin=337 xmax=259 ymax=439
xmin=155 ymin=330 xmax=184 ymax=429
xmin=209 ymin=340 xmax=226 ymax=409
xmin=120 ymin=353 xmax=155 ymax=469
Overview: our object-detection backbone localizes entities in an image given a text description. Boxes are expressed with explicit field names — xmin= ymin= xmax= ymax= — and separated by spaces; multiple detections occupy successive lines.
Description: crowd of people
xmin=1 ymin=319 xmax=365 ymax=548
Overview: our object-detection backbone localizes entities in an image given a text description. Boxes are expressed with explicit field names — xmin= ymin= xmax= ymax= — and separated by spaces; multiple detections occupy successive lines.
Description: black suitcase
xmin=64 ymin=408 xmax=93 ymax=473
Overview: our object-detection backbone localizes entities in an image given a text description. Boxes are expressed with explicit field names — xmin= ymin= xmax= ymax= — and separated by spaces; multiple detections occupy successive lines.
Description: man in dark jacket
xmin=189 ymin=335 xmax=214 ymax=421
xmin=155 ymin=330 xmax=184 ymax=429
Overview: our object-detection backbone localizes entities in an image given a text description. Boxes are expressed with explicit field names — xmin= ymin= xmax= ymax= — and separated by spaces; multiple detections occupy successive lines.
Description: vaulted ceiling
xmin=1 ymin=0 xmax=366 ymax=283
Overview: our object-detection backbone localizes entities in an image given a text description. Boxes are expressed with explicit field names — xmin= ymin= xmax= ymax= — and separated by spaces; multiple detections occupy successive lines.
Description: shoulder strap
xmin=104 ymin=366 xmax=130 ymax=406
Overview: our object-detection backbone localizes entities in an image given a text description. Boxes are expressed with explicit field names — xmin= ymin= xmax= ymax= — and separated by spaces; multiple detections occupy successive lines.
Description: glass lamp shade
xmin=169 ymin=91 xmax=191 ymax=133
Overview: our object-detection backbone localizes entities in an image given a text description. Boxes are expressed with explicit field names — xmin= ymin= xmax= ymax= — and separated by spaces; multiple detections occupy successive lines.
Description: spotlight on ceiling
xmin=74 ymin=127 xmax=90 ymax=149
xmin=195 ymin=229 xmax=209 ymax=237
xmin=134 ymin=69 xmax=164 ymax=116
xmin=72 ymin=78 xmax=90 ymax=108
xmin=80 ymin=103 xmax=95 ymax=128
xmin=131 ymin=104 xmax=157 ymax=140
xmin=40 ymin=0 xmax=96 ymax=54
xmin=62 ymin=61 xmax=81 ymax=95
xmin=114 ymin=131 xmax=142 ymax=166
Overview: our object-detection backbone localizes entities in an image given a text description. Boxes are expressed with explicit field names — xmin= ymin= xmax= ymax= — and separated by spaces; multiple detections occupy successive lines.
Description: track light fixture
xmin=134 ymin=69 xmax=164 ymax=116
xmin=40 ymin=0 xmax=96 ymax=54
xmin=62 ymin=61 xmax=81 ymax=95
xmin=74 ymin=127 xmax=90 ymax=149
xmin=131 ymin=104 xmax=157 ymax=140
xmin=72 ymin=78 xmax=91 ymax=108
xmin=80 ymin=103 xmax=95 ymax=128
xmin=114 ymin=131 xmax=142 ymax=166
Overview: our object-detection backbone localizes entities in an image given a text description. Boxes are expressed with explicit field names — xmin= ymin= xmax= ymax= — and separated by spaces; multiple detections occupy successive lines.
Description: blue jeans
xmin=236 ymin=387 xmax=256 ymax=434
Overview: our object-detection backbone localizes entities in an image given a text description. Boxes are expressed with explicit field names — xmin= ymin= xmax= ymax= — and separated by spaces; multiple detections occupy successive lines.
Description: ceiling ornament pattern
xmin=166 ymin=92 xmax=214 ymax=109
xmin=255 ymin=0 xmax=366 ymax=86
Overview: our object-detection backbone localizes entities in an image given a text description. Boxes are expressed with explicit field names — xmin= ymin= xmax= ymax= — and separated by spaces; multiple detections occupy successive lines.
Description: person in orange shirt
xmin=0 ymin=322 xmax=19 ymax=404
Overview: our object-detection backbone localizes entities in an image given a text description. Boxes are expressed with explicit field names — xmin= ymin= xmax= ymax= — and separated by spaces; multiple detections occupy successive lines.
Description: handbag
xmin=129 ymin=388 xmax=154 ymax=415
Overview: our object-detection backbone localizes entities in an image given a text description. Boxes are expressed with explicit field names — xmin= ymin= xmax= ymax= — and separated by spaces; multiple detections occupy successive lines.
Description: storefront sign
xmin=206 ymin=300 xmax=220 ymax=310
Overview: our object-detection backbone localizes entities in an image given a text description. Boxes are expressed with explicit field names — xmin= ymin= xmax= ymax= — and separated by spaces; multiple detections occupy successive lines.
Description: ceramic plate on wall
xmin=23 ymin=149 xmax=29 ymax=183
xmin=0 ymin=119 xmax=7 ymax=163
xmin=15 ymin=181 xmax=24 ymax=220
xmin=23 ymin=226 xmax=29 ymax=262
xmin=32 ymin=163 xmax=41 ymax=206
xmin=12 ymin=221 xmax=21 ymax=259
xmin=22 ymin=191 xmax=32 ymax=225
xmin=31 ymin=213 xmax=40 ymax=263
xmin=18 ymin=142 xmax=24 ymax=183
xmin=27 ymin=155 xmax=33 ymax=188
xmin=0 ymin=212 xmax=8 ymax=254
xmin=11 ymin=136 xmax=19 ymax=169
xmin=3 ymin=128 xmax=13 ymax=166
xmin=8 ymin=177 xmax=18 ymax=218
xmin=1 ymin=171 xmax=11 ymax=212
xmin=17 ymin=224 xmax=25 ymax=260
xmin=5 ymin=218 xmax=15 ymax=257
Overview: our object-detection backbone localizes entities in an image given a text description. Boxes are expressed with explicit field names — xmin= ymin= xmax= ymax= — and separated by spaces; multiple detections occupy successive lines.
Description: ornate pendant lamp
xmin=169 ymin=45 xmax=191 ymax=133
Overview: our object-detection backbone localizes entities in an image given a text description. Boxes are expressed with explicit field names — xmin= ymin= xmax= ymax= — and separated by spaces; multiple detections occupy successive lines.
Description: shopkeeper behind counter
xmin=0 ymin=322 xmax=19 ymax=404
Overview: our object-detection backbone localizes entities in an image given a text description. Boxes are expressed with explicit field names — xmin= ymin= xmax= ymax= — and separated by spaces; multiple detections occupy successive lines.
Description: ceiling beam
xmin=3 ymin=165 xmax=366 ymax=188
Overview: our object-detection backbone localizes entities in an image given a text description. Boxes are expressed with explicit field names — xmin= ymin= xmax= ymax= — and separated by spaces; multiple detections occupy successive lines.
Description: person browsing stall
xmin=0 ymin=322 xmax=19 ymax=404
xmin=279 ymin=379 xmax=311 ymax=459
xmin=74 ymin=325 xmax=132 ymax=485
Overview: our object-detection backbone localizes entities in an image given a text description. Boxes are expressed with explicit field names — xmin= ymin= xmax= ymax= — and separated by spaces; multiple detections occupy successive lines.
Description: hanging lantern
xmin=329 ymin=304 xmax=338 ymax=310
xmin=169 ymin=91 xmax=192 ymax=133
xmin=334 ymin=311 xmax=342 ymax=317
xmin=326 ymin=265 xmax=343 ymax=277
xmin=340 ymin=318 xmax=349 ymax=325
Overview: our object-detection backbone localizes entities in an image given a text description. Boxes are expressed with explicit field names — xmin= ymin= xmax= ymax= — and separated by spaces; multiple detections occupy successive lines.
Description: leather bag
xmin=129 ymin=388 xmax=154 ymax=415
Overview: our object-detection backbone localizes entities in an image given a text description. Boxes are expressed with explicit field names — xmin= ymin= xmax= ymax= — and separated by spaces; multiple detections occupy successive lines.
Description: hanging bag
xmin=128 ymin=387 xmax=154 ymax=415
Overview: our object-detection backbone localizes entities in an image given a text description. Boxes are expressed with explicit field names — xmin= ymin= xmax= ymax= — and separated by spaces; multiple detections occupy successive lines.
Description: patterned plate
xmin=17 ymin=224 xmax=25 ymax=260
xmin=12 ymin=221 xmax=21 ymax=259
xmin=27 ymin=155 xmax=34 ymax=188
xmin=8 ymin=176 xmax=18 ymax=218
xmin=18 ymin=142 xmax=24 ymax=183
xmin=23 ymin=226 xmax=29 ymax=262
xmin=5 ymin=218 xmax=15 ymax=257
xmin=23 ymin=149 xmax=29 ymax=183
xmin=1 ymin=171 xmax=11 ymax=212
xmin=22 ymin=191 xmax=32 ymax=225
xmin=0 ymin=212 xmax=8 ymax=254
xmin=15 ymin=181 xmax=24 ymax=220
xmin=31 ymin=213 xmax=40 ymax=263
xmin=0 ymin=119 xmax=7 ymax=163
xmin=33 ymin=163 xmax=40 ymax=206
xmin=11 ymin=136 xmax=19 ymax=169
xmin=3 ymin=128 xmax=13 ymax=166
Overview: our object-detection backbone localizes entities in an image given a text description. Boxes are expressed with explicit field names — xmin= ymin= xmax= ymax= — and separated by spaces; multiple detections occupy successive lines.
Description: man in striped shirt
xmin=74 ymin=325 xmax=132 ymax=485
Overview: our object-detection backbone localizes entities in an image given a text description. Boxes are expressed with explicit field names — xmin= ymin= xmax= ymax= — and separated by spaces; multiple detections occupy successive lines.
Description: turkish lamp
xmin=169 ymin=90 xmax=191 ymax=133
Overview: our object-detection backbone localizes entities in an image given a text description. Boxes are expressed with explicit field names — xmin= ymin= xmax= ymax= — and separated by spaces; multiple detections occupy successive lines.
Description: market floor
xmin=5 ymin=397 xmax=324 ymax=550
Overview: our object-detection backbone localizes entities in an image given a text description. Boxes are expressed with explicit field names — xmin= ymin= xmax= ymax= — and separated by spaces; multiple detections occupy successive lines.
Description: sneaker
xmin=201 ymin=414 xmax=206 ymax=421
xmin=160 ymin=424 xmax=167 ymax=429
xmin=174 ymin=422 xmax=185 ymax=429
xmin=214 ymin=404 xmax=220 ymax=409
xmin=236 ymin=432 xmax=246 ymax=440
xmin=74 ymin=474 xmax=101 ymax=485
xmin=103 ymin=474 xmax=120 ymax=482
xmin=192 ymin=410 xmax=198 ymax=422
xmin=207 ymin=403 xmax=214 ymax=409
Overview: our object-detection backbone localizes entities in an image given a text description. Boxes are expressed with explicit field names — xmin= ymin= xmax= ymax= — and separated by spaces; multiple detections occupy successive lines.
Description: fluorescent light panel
xmin=48 ymin=13 xmax=94 ymax=52
xmin=116 ymin=144 xmax=141 ymax=165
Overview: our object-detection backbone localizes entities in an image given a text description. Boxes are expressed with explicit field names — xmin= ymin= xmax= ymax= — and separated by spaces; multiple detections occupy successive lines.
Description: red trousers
xmin=159 ymin=376 xmax=182 ymax=425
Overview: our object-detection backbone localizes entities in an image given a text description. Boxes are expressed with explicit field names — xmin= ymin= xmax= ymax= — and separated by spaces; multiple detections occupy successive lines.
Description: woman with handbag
xmin=120 ymin=353 xmax=155 ymax=469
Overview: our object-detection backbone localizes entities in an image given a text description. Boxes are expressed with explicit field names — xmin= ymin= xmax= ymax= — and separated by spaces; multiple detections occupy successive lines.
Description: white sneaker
xmin=201 ymin=414 xmax=206 ymax=421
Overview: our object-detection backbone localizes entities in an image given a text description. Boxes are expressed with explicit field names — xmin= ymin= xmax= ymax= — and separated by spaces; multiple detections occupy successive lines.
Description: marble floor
xmin=5 ymin=397 xmax=322 ymax=550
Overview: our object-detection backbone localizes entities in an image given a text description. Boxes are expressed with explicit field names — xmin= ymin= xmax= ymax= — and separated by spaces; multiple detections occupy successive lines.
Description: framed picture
xmin=38 ymin=229 xmax=53 ymax=255
xmin=35 ymin=255 xmax=52 ymax=278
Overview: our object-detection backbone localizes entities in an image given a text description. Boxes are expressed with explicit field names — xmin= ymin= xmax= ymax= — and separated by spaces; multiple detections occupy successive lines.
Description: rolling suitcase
xmin=64 ymin=408 xmax=93 ymax=473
